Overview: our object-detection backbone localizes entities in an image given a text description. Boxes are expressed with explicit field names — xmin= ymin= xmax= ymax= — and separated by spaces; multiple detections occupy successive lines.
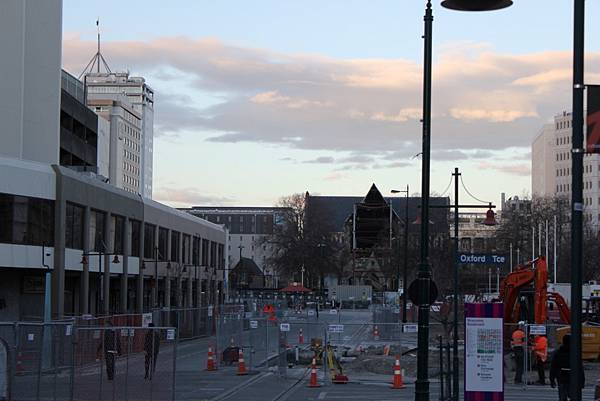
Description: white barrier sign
xmin=250 ymin=320 xmax=258 ymax=329
xmin=329 ymin=309 xmax=338 ymax=315
xmin=308 ymin=310 xmax=315 ymax=316
xmin=529 ymin=325 xmax=546 ymax=335
xmin=328 ymin=324 xmax=344 ymax=333
xmin=280 ymin=323 xmax=290 ymax=332
xmin=142 ymin=313 xmax=153 ymax=328
xmin=465 ymin=317 xmax=503 ymax=392
xmin=403 ymin=324 xmax=418 ymax=333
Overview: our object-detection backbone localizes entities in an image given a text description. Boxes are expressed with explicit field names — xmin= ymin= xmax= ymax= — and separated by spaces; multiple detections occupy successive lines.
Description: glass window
xmin=158 ymin=228 xmax=168 ymax=261
xmin=171 ymin=231 xmax=180 ymax=262
xmin=192 ymin=236 xmax=200 ymax=265
xmin=0 ymin=194 xmax=54 ymax=246
xmin=210 ymin=241 xmax=217 ymax=268
xmin=90 ymin=210 xmax=106 ymax=252
xmin=113 ymin=215 xmax=124 ymax=254
xmin=65 ymin=202 xmax=84 ymax=250
xmin=143 ymin=223 xmax=155 ymax=259
xmin=130 ymin=220 xmax=141 ymax=257
xmin=202 ymin=239 xmax=209 ymax=266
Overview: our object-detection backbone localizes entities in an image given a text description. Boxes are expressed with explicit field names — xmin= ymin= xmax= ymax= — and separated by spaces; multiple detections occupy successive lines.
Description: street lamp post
xmin=391 ymin=185 xmax=409 ymax=323
xmin=415 ymin=2 xmax=512 ymax=400
xmin=81 ymin=249 xmax=120 ymax=315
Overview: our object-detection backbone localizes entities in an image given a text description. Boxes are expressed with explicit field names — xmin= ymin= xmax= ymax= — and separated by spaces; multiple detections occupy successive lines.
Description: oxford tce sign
xmin=457 ymin=253 xmax=506 ymax=265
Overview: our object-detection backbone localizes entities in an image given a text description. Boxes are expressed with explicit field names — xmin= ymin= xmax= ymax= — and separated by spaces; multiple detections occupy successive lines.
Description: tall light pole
xmin=414 ymin=2 xmax=512 ymax=400
xmin=391 ymin=185 xmax=409 ymax=323
xmin=570 ymin=0 xmax=585 ymax=398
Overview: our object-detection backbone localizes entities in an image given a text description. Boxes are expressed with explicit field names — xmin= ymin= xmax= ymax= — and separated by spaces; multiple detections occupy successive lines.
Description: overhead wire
xmin=459 ymin=175 xmax=491 ymax=204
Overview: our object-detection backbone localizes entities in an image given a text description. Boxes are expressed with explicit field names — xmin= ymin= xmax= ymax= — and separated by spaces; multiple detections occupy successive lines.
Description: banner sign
xmin=464 ymin=303 xmax=504 ymax=401
xmin=457 ymin=254 xmax=506 ymax=265
xmin=529 ymin=325 xmax=546 ymax=335
xmin=587 ymin=85 xmax=600 ymax=153
xmin=328 ymin=324 xmax=344 ymax=333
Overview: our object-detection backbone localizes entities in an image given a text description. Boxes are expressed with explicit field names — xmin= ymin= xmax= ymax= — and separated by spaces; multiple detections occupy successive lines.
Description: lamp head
xmin=441 ymin=0 xmax=512 ymax=11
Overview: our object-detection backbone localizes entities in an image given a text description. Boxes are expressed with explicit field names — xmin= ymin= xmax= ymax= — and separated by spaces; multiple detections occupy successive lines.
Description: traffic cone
xmin=307 ymin=358 xmax=321 ymax=388
xmin=390 ymin=355 xmax=406 ymax=389
xmin=236 ymin=349 xmax=248 ymax=375
xmin=206 ymin=346 xmax=217 ymax=371
xmin=299 ymin=328 xmax=304 ymax=344
xmin=373 ymin=325 xmax=380 ymax=340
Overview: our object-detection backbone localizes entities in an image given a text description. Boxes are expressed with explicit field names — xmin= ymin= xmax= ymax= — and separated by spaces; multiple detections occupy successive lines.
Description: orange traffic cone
xmin=206 ymin=346 xmax=217 ymax=371
xmin=307 ymin=358 xmax=321 ymax=388
xmin=373 ymin=325 xmax=380 ymax=340
xmin=299 ymin=328 xmax=304 ymax=344
xmin=236 ymin=349 xmax=248 ymax=375
xmin=390 ymin=355 xmax=406 ymax=389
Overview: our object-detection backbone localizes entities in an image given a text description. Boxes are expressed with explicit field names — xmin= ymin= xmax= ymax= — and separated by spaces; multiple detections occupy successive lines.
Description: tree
xmin=262 ymin=193 xmax=341 ymax=287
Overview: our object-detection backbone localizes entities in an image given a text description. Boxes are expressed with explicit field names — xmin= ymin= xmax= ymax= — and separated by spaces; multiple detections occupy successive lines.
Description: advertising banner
xmin=587 ymin=85 xmax=600 ymax=153
xmin=464 ymin=303 xmax=504 ymax=401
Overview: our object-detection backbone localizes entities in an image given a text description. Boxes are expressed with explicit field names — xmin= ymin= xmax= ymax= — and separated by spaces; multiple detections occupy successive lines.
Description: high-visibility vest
xmin=534 ymin=336 xmax=548 ymax=362
xmin=511 ymin=329 xmax=525 ymax=348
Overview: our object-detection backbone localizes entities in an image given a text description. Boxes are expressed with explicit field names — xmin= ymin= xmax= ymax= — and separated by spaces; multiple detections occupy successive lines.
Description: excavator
xmin=499 ymin=256 xmax=600 ymax=359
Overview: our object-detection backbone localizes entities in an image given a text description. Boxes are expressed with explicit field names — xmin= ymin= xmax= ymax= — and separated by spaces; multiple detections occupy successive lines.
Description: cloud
xmin=477 ymin=162 xmax=531 ymax=176
xmin=154 ymin=186 xmax=236 ymax=207
xmin=62 ymin=35 xmax=600 ymax=160
xmin=303 ymin=156 xmax=335 ymax=164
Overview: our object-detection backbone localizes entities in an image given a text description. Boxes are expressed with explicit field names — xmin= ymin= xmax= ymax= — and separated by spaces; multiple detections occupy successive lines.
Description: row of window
xmin=0 ymin=194 xmax=54 ymax=246
xmin=123 ymin=161 xmax=139 ymax=176
xmin=556 ymin=134 xmax=571 ymax=146
xmin=124 ymin=137 xmax=140 ymax=152
xmin=122 ymin=174 xmax=139 ymax=188
xmin=556 ymin=120 xmax=572 ymax=131
xmin=123 ymin=149 xmax=139 ymax=164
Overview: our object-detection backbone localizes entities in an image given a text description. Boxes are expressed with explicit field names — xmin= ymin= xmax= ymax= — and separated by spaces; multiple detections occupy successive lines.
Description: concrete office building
xmin=85 ymin=72 xmax=155 ymax=198
xmin=88 ymin=98 xmax=142 ymax=194
xmin=183 ymin=207 xmax=287 ymax=288
xmin=0 ymin=0 xmax=227 ymax=320
xmin=532 ymin=111 xmax=600 ymax=224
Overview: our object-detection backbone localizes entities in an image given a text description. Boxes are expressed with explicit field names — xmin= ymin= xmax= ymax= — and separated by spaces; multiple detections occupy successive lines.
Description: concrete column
xmin=177 ymin=234 xmax=183 ymax=307
xmin=120 ymin=216 xmax=130 ymax=313
xmin=102 ymin=212 xmax=112 ymax=315
xmin=137 ymin=220 xmax=145 ymax=313
xmin=186 ymin=269 xmax=193 ymax=308
xmin=51 ymin=166 xmax=66 ymax=319
xmin=81 ymin=206 xmax=91 ymax=314
xmin=165 ymin=270 xmax=171 ymax=309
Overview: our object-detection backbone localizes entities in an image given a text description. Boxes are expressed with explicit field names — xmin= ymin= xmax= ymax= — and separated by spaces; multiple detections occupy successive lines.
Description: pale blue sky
xmin=61 ymin=1 xmax=600 ymax=207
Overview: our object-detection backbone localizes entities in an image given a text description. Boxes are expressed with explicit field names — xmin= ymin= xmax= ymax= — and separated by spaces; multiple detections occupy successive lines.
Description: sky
xmin=61 ymin=1 xmax=600 ymax=209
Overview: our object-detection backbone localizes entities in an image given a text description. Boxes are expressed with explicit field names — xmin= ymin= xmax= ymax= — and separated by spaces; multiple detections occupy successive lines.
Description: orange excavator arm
xmin=499 ymin=260 xmax=536 ymax=324
xmin=548 ymin=292 xmax=571 ymax=324
xmin=534 ymin=257 xmax=548 ymax=324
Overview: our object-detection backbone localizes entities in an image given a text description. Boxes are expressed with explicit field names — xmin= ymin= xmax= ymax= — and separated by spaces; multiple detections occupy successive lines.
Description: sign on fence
xmin=279 ymin=323 xmax=290 ymax=332
xmin=329 ymin=309 xmax=338 ymax=315
xmin=457 ymin=253 xmax=506 ymax=265
xmin=403 ymin=324 xmax=418 ymax=333
xmin=166 ymin=329 xmax=176 ymax=340
xmin=328 ymin=324 xmax=344 ymax=333
xmin=65 ymin=324 xmax=73 ymax=336
xmin=308 ymin=310 xmax=315 ymax=316
xmin=529 ymin=325 xmax=546 ymax=335
xmin=250 ymin=320 xmax=258 ymax=329
xmin=142 ymin=313 xmax=153 ymax=327
xmin=208 ymin=306 xmax=213 ymax=317
xmin=464 ymin=303 xmax=504 ymax=401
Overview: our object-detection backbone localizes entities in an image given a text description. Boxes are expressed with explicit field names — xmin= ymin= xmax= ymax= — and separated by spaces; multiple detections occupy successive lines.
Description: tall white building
xmin=532 ymin=111 xmax=600 ymax=224
xmin=85 ymin=72 xmax=155 ymax=197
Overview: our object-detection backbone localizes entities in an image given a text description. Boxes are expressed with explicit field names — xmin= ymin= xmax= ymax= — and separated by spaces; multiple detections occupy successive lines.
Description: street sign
xmin=408 ymin=279 xmax=438 ymax=306
xmin=250 ymin=320 xmax=258 ymax=329
xmin=328 ymin=324 xmax=344 ymax=333
xmin=529 ymin=324 xmax=546 ymax=335
xmin=279 ymin=323 xmax=290 ymax=332
xmin=457 ymin=253 xmax=506 ymax=265
xmin=403 ymin=324 xmax=418 ymax=333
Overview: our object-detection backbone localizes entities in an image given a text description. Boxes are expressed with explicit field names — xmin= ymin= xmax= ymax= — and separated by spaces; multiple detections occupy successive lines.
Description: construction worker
xmin=533 ymin=335 xmax=548 ymax=385
xmin=511 ymin=323 xmax=526 ymax=383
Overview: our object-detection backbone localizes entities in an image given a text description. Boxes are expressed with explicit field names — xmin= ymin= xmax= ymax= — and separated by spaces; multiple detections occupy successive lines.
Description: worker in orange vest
xmin=533 ymin=335 xmax=548 ymax=385
xmin=511 ymin=323 xmax=526 ymax=383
